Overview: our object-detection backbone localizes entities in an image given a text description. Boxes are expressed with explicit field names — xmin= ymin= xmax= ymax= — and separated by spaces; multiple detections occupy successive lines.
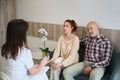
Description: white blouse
xmin=0 ymin=47 xmax=48 ymax=80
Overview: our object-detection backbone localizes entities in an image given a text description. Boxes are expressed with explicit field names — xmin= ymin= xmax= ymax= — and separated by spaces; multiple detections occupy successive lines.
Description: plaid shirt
xmin=82 ymin=34 xmax=112 ymax=68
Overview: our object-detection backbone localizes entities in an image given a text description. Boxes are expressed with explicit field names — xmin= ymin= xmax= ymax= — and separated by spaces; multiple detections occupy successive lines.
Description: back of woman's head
xmin=64 ymin=19 xmax=77 ymax=32
xmin=1 ymin=19 xmax=28 ymax=60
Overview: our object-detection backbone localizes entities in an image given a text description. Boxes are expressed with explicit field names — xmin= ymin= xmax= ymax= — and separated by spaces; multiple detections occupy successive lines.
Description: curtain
xmin=0 ymin=0 xmax=15 ymax=47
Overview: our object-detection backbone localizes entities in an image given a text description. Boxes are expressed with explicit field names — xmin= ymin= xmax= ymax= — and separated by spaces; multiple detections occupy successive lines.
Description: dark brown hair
xmin=64 ymin=19 xmax=77 ymax=32
xmin=1 ymin=19 xmax=28 ymax=60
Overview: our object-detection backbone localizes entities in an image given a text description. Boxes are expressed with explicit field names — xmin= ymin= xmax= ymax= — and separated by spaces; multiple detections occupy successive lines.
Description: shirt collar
xmin=96 ymin=33 xmax=102 ymax=39
xmin=90 ymin=33 xmax=102 ymax=39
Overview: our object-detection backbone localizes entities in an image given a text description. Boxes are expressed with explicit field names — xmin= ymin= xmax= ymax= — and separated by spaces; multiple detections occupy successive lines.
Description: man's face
xmin=87 ymin=23 xmax=99 ymax=37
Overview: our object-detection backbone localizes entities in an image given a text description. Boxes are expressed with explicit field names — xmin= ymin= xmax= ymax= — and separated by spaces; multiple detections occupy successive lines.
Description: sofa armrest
xmin=110 ymin=65 xmax=120 ymax=80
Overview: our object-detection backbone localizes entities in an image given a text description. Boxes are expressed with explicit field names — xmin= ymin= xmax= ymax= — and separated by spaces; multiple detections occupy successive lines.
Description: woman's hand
xmin=40 ymin=58 xmax=49 ymax=66
xmin=54 ymin=63 xmax=62 ymax=70
xmin=51 ymin=62 xmax=62 ymax=70
xmin=28 ymin=59 xmax=49 ymax=75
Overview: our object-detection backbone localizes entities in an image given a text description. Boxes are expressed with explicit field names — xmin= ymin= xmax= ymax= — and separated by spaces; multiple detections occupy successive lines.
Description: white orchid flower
xmin=38 ymin=28 xmax=49 ymax=53
xmin=38 ymin=28 xmax=48 ymax=36
xmin=41 ymin=36 xmax=47 ymax=42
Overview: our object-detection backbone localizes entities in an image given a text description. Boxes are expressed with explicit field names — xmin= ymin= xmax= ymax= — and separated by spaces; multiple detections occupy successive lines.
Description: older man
xmin=63 ymin=21 xmax=113 ymax=80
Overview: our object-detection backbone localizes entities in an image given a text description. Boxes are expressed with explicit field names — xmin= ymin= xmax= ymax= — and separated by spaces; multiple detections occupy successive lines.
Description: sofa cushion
xmin=75 ymin=75 xmax=89 ymax=80
xmin=106 ymin=50 xmax=120 ymax=73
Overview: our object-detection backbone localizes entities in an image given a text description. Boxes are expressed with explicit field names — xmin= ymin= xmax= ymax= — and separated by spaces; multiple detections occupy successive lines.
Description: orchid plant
xmin=38 ymin=28 xmax=50 ymax=56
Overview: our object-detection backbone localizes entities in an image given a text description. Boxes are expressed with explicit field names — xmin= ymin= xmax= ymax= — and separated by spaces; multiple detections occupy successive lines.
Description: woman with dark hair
xmin=0 ymin=19 xmax=49 ymax=80
xmin=50 ymin=19 xmax=79 ymax=80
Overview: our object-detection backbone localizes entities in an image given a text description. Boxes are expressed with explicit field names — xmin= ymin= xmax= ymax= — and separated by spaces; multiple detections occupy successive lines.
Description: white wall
xmin=15 ymin=0 xmax=120 ymax=30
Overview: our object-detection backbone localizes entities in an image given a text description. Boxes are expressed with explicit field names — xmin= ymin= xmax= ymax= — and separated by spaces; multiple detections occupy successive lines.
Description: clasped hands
xmin=51 ymin=62 xmax=62 ymax=70
xmin=40 ymin=57 xmax=63 ymax=70
xmin=83 ymin=66 xmax=92 ymax=75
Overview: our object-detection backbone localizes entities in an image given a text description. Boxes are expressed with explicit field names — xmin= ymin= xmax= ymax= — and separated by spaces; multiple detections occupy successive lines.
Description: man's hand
xmin=83 ymin=66 xmax=92 ymax=75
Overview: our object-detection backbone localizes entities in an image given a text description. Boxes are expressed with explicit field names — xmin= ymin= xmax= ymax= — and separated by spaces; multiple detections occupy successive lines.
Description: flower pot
xmin=42 ymin=51 xmax=47 ymax=57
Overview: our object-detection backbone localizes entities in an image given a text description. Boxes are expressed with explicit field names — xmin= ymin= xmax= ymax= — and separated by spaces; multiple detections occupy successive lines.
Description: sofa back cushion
xmin=78 ymin=42 xmax=86 ymax=62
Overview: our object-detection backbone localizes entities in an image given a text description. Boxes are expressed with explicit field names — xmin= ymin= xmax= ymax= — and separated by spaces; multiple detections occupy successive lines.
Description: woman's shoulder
xmin=58 ymin=35 xmax=64 ymax=41
xmin=18 ymin=47 xmax=31 ymax=57
xmin=73 ymin=34 xmax=79 ymax=40
xmin=60 ymin=35 xmax=64 ymax=39
xmin=21 ymin=47 xmax=30 ymax=52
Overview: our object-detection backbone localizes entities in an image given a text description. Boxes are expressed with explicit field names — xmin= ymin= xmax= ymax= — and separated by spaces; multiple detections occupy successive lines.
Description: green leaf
xmin=45 ymin=47 xmax=49 ymax=52
xmin=39 ymin=47 xmax=50 ymax=53
xmin=39 ymin=48 xmax=44 ymax=51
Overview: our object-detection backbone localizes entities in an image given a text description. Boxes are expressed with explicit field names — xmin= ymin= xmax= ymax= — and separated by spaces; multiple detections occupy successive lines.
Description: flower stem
xmin=44 ymin=41 xmax=45 ymax=49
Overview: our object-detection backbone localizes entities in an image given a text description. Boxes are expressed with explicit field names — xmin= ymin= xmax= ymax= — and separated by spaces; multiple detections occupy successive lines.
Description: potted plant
xmin=38 ymin=28 xmax=50 ymax=57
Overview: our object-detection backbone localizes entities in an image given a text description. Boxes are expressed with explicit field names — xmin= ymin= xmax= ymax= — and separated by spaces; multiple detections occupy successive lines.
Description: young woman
xmin=0 ymin=19 xmax=49 ymax=80
xmin=50 ymin=19 xmax=79 ymax=80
